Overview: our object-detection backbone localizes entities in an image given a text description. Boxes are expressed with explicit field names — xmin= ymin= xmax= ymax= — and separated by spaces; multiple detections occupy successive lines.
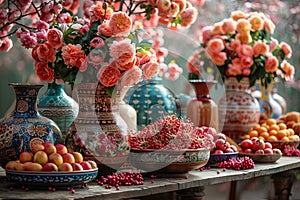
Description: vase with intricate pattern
xmin=218 ymin=78 xmax=260 ymax=142
xmin=65 ymin=83 xmax=130 ymax=175
xmin=186 ymin=80 xmax=219 ymax=131
xmin=0 ymin=84 xmax=62 ymax=167
xmin=38 ymin=82 xmax=79 ymax=141
xmin=124 ymin=75 xmax=180 ymax=130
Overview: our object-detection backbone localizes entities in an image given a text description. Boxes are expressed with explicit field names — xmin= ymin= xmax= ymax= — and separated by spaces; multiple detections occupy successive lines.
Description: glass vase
xmin=0 ymin=84 xmax=62 ymax=167
xmin=186 ymin=80 xmax=218 ymax=131
xmin=218 ymin=77 xmax=260 ymax=142
xmin=38 ymin=82 xmax=79 ymax=141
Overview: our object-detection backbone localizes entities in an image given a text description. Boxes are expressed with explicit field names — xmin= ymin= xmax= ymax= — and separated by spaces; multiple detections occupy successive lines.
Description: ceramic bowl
xmin=239 ymin=152 xmax=281 ymax=163
xmin=207 ymin=152 xmax=239 ymax=166
xmin=129 ymin=148 xmax=210 ymax=173
xmin=5 ymin=168 xmax=98 ymax=187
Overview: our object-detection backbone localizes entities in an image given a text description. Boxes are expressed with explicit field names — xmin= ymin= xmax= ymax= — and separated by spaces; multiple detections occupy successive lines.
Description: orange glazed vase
xmin=218 ymin=77 xmax=260 ymax=142
xmin=186 ymin=80 xmax=219 ymax=131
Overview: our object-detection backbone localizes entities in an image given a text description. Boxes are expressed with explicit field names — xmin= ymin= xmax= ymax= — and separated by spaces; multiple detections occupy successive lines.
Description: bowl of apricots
xmin=243 ymin=118 xmax=300 ymax=150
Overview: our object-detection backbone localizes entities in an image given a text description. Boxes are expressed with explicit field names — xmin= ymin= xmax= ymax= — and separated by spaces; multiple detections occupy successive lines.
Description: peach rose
xmin=97 ymin=23 xmax=113 ymax=36
xmin=47 ymin=28 xmax=63 ymax=49
xmin=226 ymin=63 xmax=242 ymax=76
xmin=236 ymin=18 xmax=251 ymax=33
xmin=248 ymin=15 xmax=264 ymax=31
xmin=141 ymin=61 xmax=159 ymax=80
xmin=230 ymin=10 xmax=247 ymax=21
xmin=280 ymin=60 xmax=295 ymax=80
xmin=221 ymin=18 xmax=236 ymax=34
xmin=109 ymin=39 xmax=136 ymax=66
xmin=115 ymin=57 xmax=137 ymax=71
xmin=207 ymin=38 xmax=224 ymax=53
xmin=90 ymin=2 xmax=113 ymax=22
xmin=212 ymin=22 xmax=224 ymax=35
xmin=34 ymin=61 xmax=54 ymax=83
xmin=236 ymin=32 xmax=252 ymax=44
xmin=230 ymin=40 xmax=241 ymax=51
xmin=240 ymin=56 xmax=253 ymax=69
xmin=237 ymin=44 xmax=253 ymax=57
xmin=264 ymin=55 xmax=278 ymax=73
xmin=109 ymin=12 xmax=132 ymax=36
xmin=207 ymin=50 xmax=227 ymax=66
xmin=253 ymin=41 xmax=269 ymax=57
xmin=264 ymin=18 xmax=275 ymax=34
xmin=156 ymin=0 xmax=171 ymax=12
xmin=279 ymin=42 xmax=292 ymax=58
xmin=119 ymin=66 xmax=142 ymax=87
xmin=35 ymin=42 xmax=56 ymax=63
xmin=97 ymin=64 xmax=121 ymax=87
xmin=61 ymin=44 xmax=87 ymax=68
xmin=242 ymin=68 xmax=251 ymax=76
xmin=180 ymin=7 xmax=198 ymax=27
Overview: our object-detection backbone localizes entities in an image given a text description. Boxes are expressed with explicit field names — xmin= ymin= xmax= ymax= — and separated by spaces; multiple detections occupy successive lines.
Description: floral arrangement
xmin=129 ymin=114 xmax=214 ymax=150
xmin=0 ymin=0 xmax=202 ymax=93
xmin=187 ymin=10 xmax=295 ymax=88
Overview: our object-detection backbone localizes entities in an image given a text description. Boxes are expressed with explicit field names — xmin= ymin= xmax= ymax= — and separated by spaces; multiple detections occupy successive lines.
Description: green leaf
xmin=106 ymin=86 xmax=117 ymax=98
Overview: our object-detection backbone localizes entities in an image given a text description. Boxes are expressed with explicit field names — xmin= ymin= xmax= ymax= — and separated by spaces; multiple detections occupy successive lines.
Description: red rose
xmin=34 ymin=61 xmax=54 ymax=83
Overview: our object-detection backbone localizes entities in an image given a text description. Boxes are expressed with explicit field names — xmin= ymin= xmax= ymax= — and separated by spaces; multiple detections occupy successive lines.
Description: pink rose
xmin=226 ymin=63 xmax=242 ymax=76
xmin=119 ymin=66 xmax=142 ymax=87
xmin=279 ymin=42 xmax=292 ymax=58
xmin=35 ymin=42 xmax=56 ymax=63
xmin=264 ymin=18 xmax=275 ymax=34
xmin=221 ymin=18 xmax=236 ymax=34
xmin=89 ymin=37 xmax=105 ymax=49
xmin=36 ymin=20 xmax=49 ymax=31
xmin=237 ymin=44 xmax=253 ymax=57
xmin=97 ymin=23 xmax=113 ymax=36
xmin=58 ymin=13 xmax=72 ymax=24
xmin=212 ymin=22 xmax=224 ymax=35
xmin=253 ymin=41 xmax=269 ymax=57
xmin=230 ymin=40 xmax=241 ymax=51
xmin=240 ymin=56 xmax=253 ymax=69
xmin=264 ymin=55 xmax=278 ymax=73
xmin=201 ymin=26 xmax=213 ymax=44
xmin=97 ymin=64 xmax=121 ymax=87
xmin=207 ymin=50 xmax=227 ymax=66
xmin=180 ymin=7 xmax=198 ymax=27
xmin=18 ymin=31 xmax=37 ymax=49
xmin=88 ymin=52 xmax=104 ymax=67
xmin=34 ymin=61 xmax=54 ymax=83
xmin=90 ymin=2 xmax=113 ymax=22
xmin=0 ymin=38 xmax=12 ymax=52
xmin=109 ymin=12 xmax=132 ymax=36
xmin=109 ymin=39 xmax=135 ymax=66
xmin=269 ymin=38 xmax=278 ymax=52
xmin=141 ymin=61 xmax=159 ymax=80
xmin=115 ymin=57 xmax=137 ymax=71
xmin=207 ymin=38 xmax=224 ymax=53
xmin=47 ymin=28 xmax=63 ymax=49
xmin=242 ymin=68 xmax=251 ymax=76
xmin=61 ymin=44 xmax=87 ymax=68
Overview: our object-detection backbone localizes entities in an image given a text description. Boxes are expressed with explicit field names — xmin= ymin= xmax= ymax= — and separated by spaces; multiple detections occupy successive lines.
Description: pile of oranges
xmin=243 ymin=118 xmax=300 ymax=142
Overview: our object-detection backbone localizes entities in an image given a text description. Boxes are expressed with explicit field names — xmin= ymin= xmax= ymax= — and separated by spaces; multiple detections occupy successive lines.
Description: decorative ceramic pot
xmin=218 ymin=78 xmax=260 ymax=142
xmin=65 ymin=83 xmax=130 ymax=174
xmin=0 ymin=84 xmax=62 ymax=167
xmin=38 ymin=82 xmax=79 ymax=140
xmin=186 ymin=80 xmax=218 ymax=131
xmin=118 ymin=87 xmax=137 ymax=131
xmin=125 ymin=75 xmax=180 ymax=130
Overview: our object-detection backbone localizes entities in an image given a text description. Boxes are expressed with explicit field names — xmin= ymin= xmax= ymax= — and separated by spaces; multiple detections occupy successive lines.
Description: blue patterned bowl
xmin=5 ymin=168 xmax=98 ymax=187
xmin=207 ymin=152 xmax=239 ymax=166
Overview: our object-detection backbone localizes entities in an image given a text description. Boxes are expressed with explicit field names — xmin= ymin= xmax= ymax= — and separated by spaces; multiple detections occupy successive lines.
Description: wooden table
xmin=0 ymin=156 xmax=299 ymax=200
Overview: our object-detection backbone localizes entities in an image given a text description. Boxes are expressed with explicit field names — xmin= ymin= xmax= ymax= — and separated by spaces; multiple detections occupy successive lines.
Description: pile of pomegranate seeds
xmin=94 ymin=172 xmax=144 ymax=190
xmin=129 ymin=114 xmax=214 ymax=150
xmin=217 ymin=157 xmax=255 ymax=170
xmin=282 ymin=145 xmax=300 ymax=156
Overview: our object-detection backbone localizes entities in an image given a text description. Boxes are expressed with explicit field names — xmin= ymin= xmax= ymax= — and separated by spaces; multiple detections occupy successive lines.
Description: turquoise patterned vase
xmin=124 ymin=75 xmax=180 ymax=130
xmin=38 ymin=82 xmax=79 ymax=140
xmin=0 ymin=84 xmax=62 ymax=167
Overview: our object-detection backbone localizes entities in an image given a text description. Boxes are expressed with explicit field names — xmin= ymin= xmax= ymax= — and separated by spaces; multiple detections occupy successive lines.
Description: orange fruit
xmin=289 ymin=135 xmax=300 ymax=141
xmin=261 ymin=123 xmax=269 ymax=130
xmin=266 ymin=118 xmax=277 ymax=126
xmin=260 ymin=131 xmax=269 ymax=140
xmin=258 ymin=126 xmax=268 ymax=133
xmin=258 ymin=136 xmax=265 ymax=141
xmin=281 ymin=136 xmax=289 ymax=142
xmin=277 ymin=130 xmax=287 ymax=140
xmin=287 ymin=128 xmax=295 ymax=136
xmin=269 ymin=130 xmax=277 ymax=136
xmin=269 ymin=124 xmax=280 ymax=132
xmin=249 ymin=130 xmax=259 ymax=138
xmin=242 ymin=134 xmax=250 ymax=140
xmin=267 ymin=135 xmax=278 ymax=142
xmin=252 ymin=124 xmax=261 ymax=131
xmin=278 ymin=123 xmax=287 ymax=130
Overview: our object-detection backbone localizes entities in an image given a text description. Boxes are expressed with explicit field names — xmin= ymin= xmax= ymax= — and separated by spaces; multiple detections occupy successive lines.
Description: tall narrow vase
xmin=186 ymin=80 xmax=218 ymax=131
xmin=0 ymin=84 xmax=62 ymax=167
xmin=218 ymin=78 xmax=260 ymax=142
xmin=38 ymin=82 xmax=79 ymax=140
xmin=65 ymin=83 xmax=130 ymax=175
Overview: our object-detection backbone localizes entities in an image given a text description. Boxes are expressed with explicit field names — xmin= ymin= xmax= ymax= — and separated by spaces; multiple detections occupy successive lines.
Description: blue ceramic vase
xmin=0 ymin=84 xmax=62 ymax=167
xmin=124 ymin=75 xmax=180 ymax=130
xmin=38 ymin=82 xmax=79 ymax=140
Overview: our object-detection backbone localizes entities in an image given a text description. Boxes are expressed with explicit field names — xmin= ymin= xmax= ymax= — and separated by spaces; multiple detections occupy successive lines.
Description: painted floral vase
xmin=0 ymin=84 xmax=62 ymax=167
xmin=65 ymin=83 xmax=130 ymax=175
xmin=186 ymin=80 xmax=219 ymax=131
xmin=218 ymin=78 xmax=260 ymax=142
xmin=38 ymin=82 xmax=79 ymax=140
xmin=124 ymin=75 xmax=180 ymax=130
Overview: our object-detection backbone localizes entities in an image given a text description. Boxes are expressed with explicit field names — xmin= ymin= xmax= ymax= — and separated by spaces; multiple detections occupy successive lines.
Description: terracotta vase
xmin=186 ymin=80 xmax=218 ymax=131
xmin=0 ymin=84 xmax=62 ymax=167
xmin=65 ymin=83 xmax=130 ymax=175
xmin=38 ymin=82 xmax=79 ymax=140
xmin=218 ymin=77 xmax=260 ymax=142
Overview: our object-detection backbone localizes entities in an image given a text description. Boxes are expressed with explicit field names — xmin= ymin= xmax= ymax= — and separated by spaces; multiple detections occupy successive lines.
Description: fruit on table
xmin=239 ymin=137 xmax=282 ymax=155
xmin=210 ymin=132 xmax=239 ymax=154
xmin=5 ymin=142 xmax=97 ymax=172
